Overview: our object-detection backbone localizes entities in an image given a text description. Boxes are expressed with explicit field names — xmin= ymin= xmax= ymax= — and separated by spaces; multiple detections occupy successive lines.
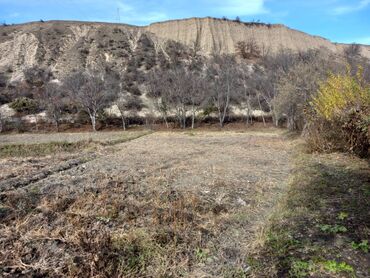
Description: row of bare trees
xmin=1 ymin=42 xmax=368 ymax=132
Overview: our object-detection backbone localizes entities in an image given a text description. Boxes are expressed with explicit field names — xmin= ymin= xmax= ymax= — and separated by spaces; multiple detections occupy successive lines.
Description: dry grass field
xmin=0 ymin=129 xmax=294 ymax=277
xmin=0 ymin=129 xmax=368 ymax=277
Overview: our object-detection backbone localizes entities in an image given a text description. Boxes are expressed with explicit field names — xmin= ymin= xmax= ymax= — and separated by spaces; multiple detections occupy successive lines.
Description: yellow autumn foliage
xmin=307 ymin=66 xmax=370 ymax=157
xmin=312 ymin=67 xmax=370 ymax=120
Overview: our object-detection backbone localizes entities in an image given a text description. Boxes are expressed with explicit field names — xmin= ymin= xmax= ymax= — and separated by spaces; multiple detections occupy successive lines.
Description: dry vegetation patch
xmin=0 ymin=130 xmax=293 ymax=277
xmin=0 ymin=131 xmax=151 ymax=158
xmin=250 ymin=150 xmax=370 ymax=277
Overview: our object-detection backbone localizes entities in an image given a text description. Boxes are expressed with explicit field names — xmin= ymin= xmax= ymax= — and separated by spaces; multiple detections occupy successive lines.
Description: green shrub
xmin=318 ymin=224 xmax=347 ymax=234
xmin=321 ymin=260 xmax=354 ymax=274
xmin=289 ymin=260 xmax=314 ymax=277
xmin=10 ymin=97 xmax=40 ymax=114
xmin=351 ymin=240 xmax=369 ymax=253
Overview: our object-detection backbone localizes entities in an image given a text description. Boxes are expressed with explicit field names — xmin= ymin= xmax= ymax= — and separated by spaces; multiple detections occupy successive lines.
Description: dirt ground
xmin=0 ymin=130 xmax=295 ymax=277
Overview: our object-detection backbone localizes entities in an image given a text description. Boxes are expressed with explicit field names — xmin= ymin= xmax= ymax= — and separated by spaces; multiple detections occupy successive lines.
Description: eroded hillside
xmin=1 ymin=17 xmax=370 ymax=81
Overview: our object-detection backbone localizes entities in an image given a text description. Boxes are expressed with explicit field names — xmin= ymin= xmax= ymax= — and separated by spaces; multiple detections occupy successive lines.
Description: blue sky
xmin=1 ymin=0 xmax=369 ymax=44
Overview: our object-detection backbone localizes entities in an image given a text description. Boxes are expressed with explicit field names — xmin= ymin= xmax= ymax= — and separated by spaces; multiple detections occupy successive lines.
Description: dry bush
xmin=235 ymin=39 xmax=261 ymax=60
xmin=305 ymin=67 xmax=370 ymax=157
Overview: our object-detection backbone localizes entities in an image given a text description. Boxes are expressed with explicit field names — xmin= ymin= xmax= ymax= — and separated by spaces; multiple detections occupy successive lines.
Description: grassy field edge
xmin=249 ymin=145 xmax=370 ymax=277
xmin=0 ymin=131 xmax=153 ymax=158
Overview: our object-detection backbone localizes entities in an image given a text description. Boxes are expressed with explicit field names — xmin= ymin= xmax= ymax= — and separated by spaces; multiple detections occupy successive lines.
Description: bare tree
xmin=39 ymin=82 xmax=65 ymax=131
xmin=19 ymin=67 xmax=53 ymax=131
xmin=147 ymin=66 xmax=207 ymax=129
xmin=146 ymin=70 xmax=170 ymax=128
xmin=237 ymin=63 xmax=257 ymax=125
xmin=188 ymin=72 xmax=207 ymax=129
xmin=0 ymin=72 xmax=7 ymax=90
xmin=0 ymin=73 xmax=7 ymax=132
xmin=250 ymin=49 xmax=301 ymax=126
xmin=0 ymin=72 xmax=10 ymax=105
xmin=235 ymin=39 xmax=261 ymax=60
xmin=274 ymin=53 xmax=329 ymax=130
xmin=165 ymin=67 xmax=191 ymax=129
xmin=0 ymin=109 xmax=4 ymax=133
xmin=116 ymin=94 xmax=144 ymax=130
xmin=163 ymin=40 xmax=189 ymax=68
xmin=207 ymin=55 xmax=240 ymax=128
xmin=64 ymin=71 xmax=115 ymax=132
xmin=344 ymin=43 xmax=361 ymax=60
xmin=150 ymin=66 xmax=191 ymax=128
xmin=23 ymin=66 xmax=53 ymax=89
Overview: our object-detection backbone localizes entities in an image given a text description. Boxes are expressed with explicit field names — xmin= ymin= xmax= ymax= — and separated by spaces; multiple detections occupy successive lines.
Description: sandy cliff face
xmin=0 ymin=17 xmax=369 ymax=81
xmin=147 ymin=17 xmax=370 ymax=57
xmin=146 ymin=17 xmax=337 ymax=54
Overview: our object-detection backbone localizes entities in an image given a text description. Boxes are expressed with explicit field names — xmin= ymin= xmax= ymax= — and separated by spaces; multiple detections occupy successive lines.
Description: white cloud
xmin=332 ymin=0 xmax=370 ymax=15
xmin=212 ymin=0 xmax=268 ymax=16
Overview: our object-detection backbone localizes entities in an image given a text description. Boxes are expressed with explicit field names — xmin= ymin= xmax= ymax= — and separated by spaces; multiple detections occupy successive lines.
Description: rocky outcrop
xmin=0 ymin=17 xmax=369 ymax=81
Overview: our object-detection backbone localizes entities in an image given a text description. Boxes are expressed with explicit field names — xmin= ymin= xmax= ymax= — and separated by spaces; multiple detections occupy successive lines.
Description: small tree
xmin=238 ymin=63 xmax=258 ymax=125
xmin=116 ymin=94 xmax=144 ymax=130
xmin=166 ymin=67 xmax=192 ymax=129
xmin=207 ymin=55 xmax=240 ymax=128
xmin=235 ymin=39 xmax=261 ymax=60
xmin=0 ymin=109 xmax=4 ymax=133
xmin=188 ymin=72 xmax=207 ymax=129
xmin=40 ymin=82 xmax=65 ymax=131
xmin=23 ymin=66 xmax=52 ymax=89
xmin=274 ymin=62 xmax=325 ymax=130
xmin=0 ymin=72 xmax=7 ymax=89
xmin=344 ymin=44 xmax=362 ymax=76
xmin=0 ymin=72 xmax=10 ymax=105
xmin=146 ymin=71 xmax=170 ymax=128
xmin=64 ymin=71 xmax=115 ymax=132
xmin=148 ymin=67 xmax=204 ymax=129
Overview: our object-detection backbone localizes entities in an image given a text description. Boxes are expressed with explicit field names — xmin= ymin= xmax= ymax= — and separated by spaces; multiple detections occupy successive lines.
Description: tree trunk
xmin=257 ymin=95 xmax=266 ymax=126
xmin=191 ymin=110 xmax=195 ymax=129
xmin=53 ymin=113 xmax=59 ymax=132
xmin=161 ymin=113 xmax=169 ymax=129
xmin=34 ymin=114 xmax=39 ymax=132
xmin=220 ymin=89 xmax=230 ymax=128
xmin=182 ymin=110 xmax=186 ymax=129
xmin=272 ymin=109 xmax=279 ymax=127
xmin=246 ymin=108 xmax=252 ymax=125
xmin=218 ymin=111 xmax=223 ymax=128
xmin=90 ymin=112 xmax=97 ymax=132
xmin=121 ymin=116 xmax=126 ymax=131
xmin=219 ymin=115 xmax=224 ymax=128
